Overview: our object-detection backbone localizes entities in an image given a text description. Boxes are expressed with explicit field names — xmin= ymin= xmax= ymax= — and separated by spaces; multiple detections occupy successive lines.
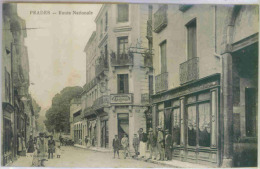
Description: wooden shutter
xmin=160 ymin=41 xmax=167 ymax=73
xmin=124 ymin=74 xmax=129 ymax=93
xmin=187 ymin=20 xmax=197 ymax=60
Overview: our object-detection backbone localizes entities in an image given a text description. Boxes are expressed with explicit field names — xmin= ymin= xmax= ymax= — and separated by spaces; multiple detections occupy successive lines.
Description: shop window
xmin=117 ymin=36 xmax=128 ymax=56
xmin=160 ymin=41 xmax=167 ymax=73
xmin=198 ymin=103 xmax=210 ymax=147
xmin=187 ymin=105 xmax=197 ymax=146
xmin=172 ymin=108 xmax=180 ymax=145
xmin=245 ymin=88 xmax=257 ymax=137
xmin=186 ymin=19 xmax=197 ymax=60
xmin=117 ymin=4 xmax=129 ymax=23
xmin=117 ymin=74 xmax=129 ymax=94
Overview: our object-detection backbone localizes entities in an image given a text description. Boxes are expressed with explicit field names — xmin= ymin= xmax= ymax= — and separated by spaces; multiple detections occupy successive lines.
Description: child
xmin=56 ymin=146 xmax=61 ymax=158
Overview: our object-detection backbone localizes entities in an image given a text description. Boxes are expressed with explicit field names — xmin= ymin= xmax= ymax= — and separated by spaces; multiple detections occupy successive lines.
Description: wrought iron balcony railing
xmin=83 ymin=77 xmax=98 ymax=93
xmin=95 ymin=55 xmax=108 ymax=76
xmin=92 ymin=95 xmax=110 ymax=110
xmin=110 ymin=52 xmax=133 ymax=66
xmin=146 ymin=19 xmax=153 ymax=40
xmin=155 ymin=72 xmax=168 ymax=93
xmin=154 ymin=5 xmax=168 ymax=33
xmin=179 ymin=57 xmax=199 ymax=84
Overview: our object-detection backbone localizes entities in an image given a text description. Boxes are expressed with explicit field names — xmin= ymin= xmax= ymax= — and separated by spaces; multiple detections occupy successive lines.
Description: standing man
xmin=36 ymin=133 xmax=47 ymax=167
xmin=121 ymin=134 xmax=131 ymax=159
xmin=157 ymin=126 xmax=165 ymax=161
xmin=48 ymin=136 xmax=55 ymax=159
xmin=132 ymin=134 xmax=139 ymax=158
xmin=138 ymin=128 xmax=147 ymax=158
xmin=112 ymin=135 xmax=120 ymax=159
xmin=165 ymin=129 xmax=172 ymax=161
xmin=85 ymin=136 xmax=88 ymax=147
xmin=147 ymin=128 xmax=157 ymax=160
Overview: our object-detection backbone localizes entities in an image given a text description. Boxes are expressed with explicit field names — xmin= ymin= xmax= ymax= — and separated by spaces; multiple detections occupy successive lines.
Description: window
xmin=160 ymin=41 xmax=167 ymax=73
xmin=149 ymin=75 xmax=153 ymax=95
xmin=117 ymin=36 xmax=128 ymax=56
xmin=100 ymin=19 xmax=103 ymax=39
xmin=187 ymin=92 xmax=211 ymax=147
xmin=172 ymin=108 xmax=180 ymax=145
xmin=186 ymin=19 xmax=197 ymax=60
xmin=117 ymin=74 xmax=129 ymax=94
xmin=245 ymin=88 xmax=257 ymax=137
xmin=117 ymin=4 xmax=129 ymax=22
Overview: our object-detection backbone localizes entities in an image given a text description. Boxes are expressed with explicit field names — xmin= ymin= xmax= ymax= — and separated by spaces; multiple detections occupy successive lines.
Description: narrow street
xmin=10 ymin=146 xmax=167 ymax=168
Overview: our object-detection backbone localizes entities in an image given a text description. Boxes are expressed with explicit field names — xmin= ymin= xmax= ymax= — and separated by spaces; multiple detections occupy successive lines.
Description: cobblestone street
xmin=9 ymin=146 xmax=167 ymax=168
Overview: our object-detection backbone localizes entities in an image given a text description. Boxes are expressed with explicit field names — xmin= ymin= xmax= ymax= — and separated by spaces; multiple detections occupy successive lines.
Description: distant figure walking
xmin=48 ymin=135 xmax=55 ymax=159
xmin=112 ymin=135 xmax=120 ymax=159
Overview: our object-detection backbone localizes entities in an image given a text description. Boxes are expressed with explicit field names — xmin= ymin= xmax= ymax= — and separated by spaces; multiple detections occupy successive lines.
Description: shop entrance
xmin=117 ymin=113 xmax=129 ymax=148
xmin=101 ymin=120 xmax=109 ymax=148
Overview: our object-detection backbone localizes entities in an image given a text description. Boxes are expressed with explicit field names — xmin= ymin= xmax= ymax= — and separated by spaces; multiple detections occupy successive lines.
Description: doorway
xmin=117 ymin=113 xmax=129 ymax=148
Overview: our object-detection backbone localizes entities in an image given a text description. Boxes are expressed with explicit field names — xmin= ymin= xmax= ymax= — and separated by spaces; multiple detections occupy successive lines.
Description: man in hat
xmin=147 ymin=128 xmax=157 ymax=160
xmin=112 ymin=135 xmax=120 ymax=159
xmin=138 ymin=128 xmax=147 ymax=158
xmin=132 ymin=134 xmax=139 ymax=158
xmin=157 ymin=126 xmax=165 ymax=161
xmin=165 ymin=129 xmax=172 ymax=161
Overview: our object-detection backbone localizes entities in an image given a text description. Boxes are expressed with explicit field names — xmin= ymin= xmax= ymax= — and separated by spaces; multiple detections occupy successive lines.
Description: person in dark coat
xmin=165 ymin=129 xmax=172 ymax=161
xmin=48 ymin=136 xmax=55 ymax=159
xmin=112 ymin=135 xmax=120 ymax=159
xmin=132 ymin=134 xmax=139 ymax=158
xmin=27 ymin=135 xmax=35 ymax=153
xmin=147 ymin=128 xmax=157 ymax=160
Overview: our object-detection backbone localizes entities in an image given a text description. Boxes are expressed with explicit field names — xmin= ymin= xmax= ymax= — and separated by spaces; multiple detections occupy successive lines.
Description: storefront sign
xmin=110 ymin=94 xmax=133 ymax=104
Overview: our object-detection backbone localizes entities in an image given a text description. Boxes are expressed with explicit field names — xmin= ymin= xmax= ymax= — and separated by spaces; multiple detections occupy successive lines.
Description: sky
xmin=17 ymin=3 xmax=102 ymax=115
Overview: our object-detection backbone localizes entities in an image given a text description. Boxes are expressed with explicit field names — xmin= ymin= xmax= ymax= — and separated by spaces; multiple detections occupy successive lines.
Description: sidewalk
xmin=74 ymin=144 xmax=112 ymax=153
xmin=6 ymin=154 xmax=33 ymax=167
xmin=74 ymin=144 xmax=211 ymax=168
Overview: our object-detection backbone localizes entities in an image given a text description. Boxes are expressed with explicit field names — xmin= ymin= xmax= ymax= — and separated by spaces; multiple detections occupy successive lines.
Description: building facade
xmin=150 ymin=4 xmax=258 ymax=167
xmin=2 ymin=3 xmax=35 ymax=166
xmin=79 ymin=4 xmax=153 ymax=150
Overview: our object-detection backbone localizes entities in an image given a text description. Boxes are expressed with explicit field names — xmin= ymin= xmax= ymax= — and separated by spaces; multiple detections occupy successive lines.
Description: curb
xmin=134 ymin=157 xmax=180 ymax=168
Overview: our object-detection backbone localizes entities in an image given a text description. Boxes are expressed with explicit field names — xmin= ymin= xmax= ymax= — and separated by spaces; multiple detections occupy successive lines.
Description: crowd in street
xmin=112 ymin=126 xmax=173 ymax=161
xmin=22 ymin=132 xmax=62 ymax=167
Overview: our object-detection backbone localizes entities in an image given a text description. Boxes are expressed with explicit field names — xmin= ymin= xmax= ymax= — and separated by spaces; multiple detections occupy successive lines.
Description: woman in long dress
xmin=36 ymin=133 xmax=48 ymax=167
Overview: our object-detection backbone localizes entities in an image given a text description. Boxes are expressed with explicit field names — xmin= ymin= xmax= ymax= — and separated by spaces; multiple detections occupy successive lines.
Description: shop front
xmin=152 ymin=74 xmax=220 ymax=166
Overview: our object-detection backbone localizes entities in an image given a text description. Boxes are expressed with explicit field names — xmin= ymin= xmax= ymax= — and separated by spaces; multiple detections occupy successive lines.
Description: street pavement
xmin=10 ymin=146 xmax=167 ymax=168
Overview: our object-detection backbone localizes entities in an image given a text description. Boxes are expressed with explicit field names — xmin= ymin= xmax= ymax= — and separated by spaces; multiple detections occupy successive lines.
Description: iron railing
xmin=155 ymin=72 xmax=168 ymax=93
xmin=95 ymin=55 xmax=108 ymax=76
xmin=110 ymin=52 xmax=134 ymax=66
xmin=154 ymin=5 xmax=168 ymax=33
xmin=179 ymin=57 xmax=199 ymax=84
xmin=93 ymin=95 xmax=110 ymax=110
xmin=83 ymin=77 xmax=98 ymax=93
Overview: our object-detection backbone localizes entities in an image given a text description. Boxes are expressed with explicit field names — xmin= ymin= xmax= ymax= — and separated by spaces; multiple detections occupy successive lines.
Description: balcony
xmin=155 ymin=72 xmax=168 ymax=93
xmin=110 ymin=52 xmax=133 ymax=67
xmin=95 ymin=55 xmax=108 ymax=76
xmin=154 ymin=5 xmax=168 ymax=33
xmin=141 ymin=93 xmax=150 ymax=105
xmin=92 ymin=95 xmax=110 ymax=110
xmin=83 ymin=107 xmax=96 ymax=117
xmin=83 ymin=77 xmax=98 ymax=93
xmin=110 ymin=93 xmax=133 ymax=104
xmin=146 ymin=19 xmax=153 ymax=41
xmin=179 ymin=57 xmax=199 ymax=84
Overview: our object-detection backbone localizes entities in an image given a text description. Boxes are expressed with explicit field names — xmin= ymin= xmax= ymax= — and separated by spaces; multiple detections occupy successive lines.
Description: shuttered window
xmin=117 ymin=74 xmax=129 ymax=94
xmin=160 ymin=41 xmax=167 ymax=73
xmin=186 ymin=19 xmax=197 ymax=60
xmin=117 ymin=4 xmax=129 ymax=22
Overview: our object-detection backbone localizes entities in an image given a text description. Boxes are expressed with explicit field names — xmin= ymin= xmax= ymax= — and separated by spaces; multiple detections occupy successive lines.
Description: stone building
xmin=80 ymin=4 xmax=153 ymax=150
xmin=2 ymin=3 xmax=35 ymax=165
xmin=150 ymin=4 xmax=258 ymax=167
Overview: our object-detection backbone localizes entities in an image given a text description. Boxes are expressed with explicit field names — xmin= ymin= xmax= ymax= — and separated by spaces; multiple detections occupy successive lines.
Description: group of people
xmin=25 ymin=133 xmax=62 ymax=167
xmin=112 ymin=127 xmax=173 ymax=161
